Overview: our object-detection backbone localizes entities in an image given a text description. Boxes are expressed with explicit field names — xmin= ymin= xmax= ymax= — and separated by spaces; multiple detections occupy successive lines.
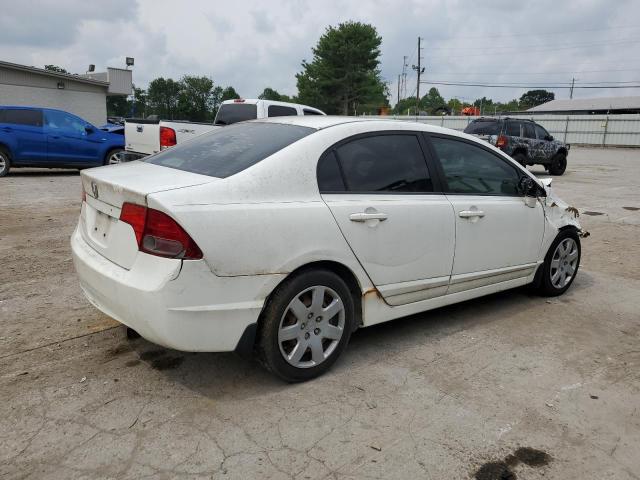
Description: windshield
xmin=464 ymin=120 xmax=501 ymax=135
xmin=214 ymin=104 xmax=258 ymax=125
xmin=145 ymin=122 xmax=314 ymax=178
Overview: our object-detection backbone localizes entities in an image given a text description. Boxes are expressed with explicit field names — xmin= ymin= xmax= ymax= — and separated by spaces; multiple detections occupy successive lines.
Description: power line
xmin=432 ymin=24 xmax=640 ymax=40
xmin=427 ymin=37 xmax=640 ymax=51
xmin=425 ymin=68 xmax=640 ymax=76
xmin=419 ymin=80 xmax=640 ymax=89
xmin=425 ymin=79 xmax=640 ymax=86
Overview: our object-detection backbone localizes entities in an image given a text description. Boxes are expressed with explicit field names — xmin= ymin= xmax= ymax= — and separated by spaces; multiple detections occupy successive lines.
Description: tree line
xmin=101 ymin=20 xmax=553 ymax=121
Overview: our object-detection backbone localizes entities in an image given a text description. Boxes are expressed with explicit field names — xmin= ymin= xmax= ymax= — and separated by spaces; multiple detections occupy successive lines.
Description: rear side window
xmin=1 ymin=109 xmax=43 ymax=127
xmin=214 ymin=104 xmax=257 ymax=125
xmin=316 ymin=151 xmax=345 ymax=191
xmin=522 ymin=123 xmax=536 ymax=139
xmin=464 ymin=120 xmax=500 ymax=135
xmin=431 ymin=137 xmax=521 ymax=196
xmin=146 ymin=122 xmax=314 ymax=178
xmin=505 ymin=122 xmax=521 ymax=136
xmin=320 ymin=134 xmax=432 ymax=193
xmin=303 ymin=109 xmax=322 ymax=115
xmin=268 ymin=105 xmax=297 ymax=117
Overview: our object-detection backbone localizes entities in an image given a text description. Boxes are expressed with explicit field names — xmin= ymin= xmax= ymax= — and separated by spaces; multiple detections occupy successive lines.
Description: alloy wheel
xmin=108 ymin=151 xmax=122 ymax=164
xmin=550 ymin=237 xmax=579 ymax=288
xmin=278 ymin=285 xmax=345 ymax=368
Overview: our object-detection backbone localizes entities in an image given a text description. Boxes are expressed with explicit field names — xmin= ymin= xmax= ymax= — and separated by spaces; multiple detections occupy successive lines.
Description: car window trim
xmin=317 ymin=130 xmax=443 ymax=195
xmin=535 ymin=124 xmax=550 ymax=140
xmin=423 ymin=132 xmax=526 ymax=198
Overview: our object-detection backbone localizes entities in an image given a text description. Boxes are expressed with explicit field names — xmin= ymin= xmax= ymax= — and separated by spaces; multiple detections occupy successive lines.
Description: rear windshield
xmin=463 ymin=120 xmax=501 ymax=135
xmin=145 ymin=122 xmax=314 ymax=178
xmin=214 ymin=104 xmax=257 ymax=125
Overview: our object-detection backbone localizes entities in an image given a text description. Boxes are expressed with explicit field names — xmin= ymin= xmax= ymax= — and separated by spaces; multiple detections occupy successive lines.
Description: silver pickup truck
xmin=122 ymin=99 xmax=324 ymax=160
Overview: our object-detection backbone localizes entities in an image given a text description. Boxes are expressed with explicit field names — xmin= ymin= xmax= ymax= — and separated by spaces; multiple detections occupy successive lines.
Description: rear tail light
xmin=495 ymin=134 xmax=508 ymax=149
xmin=119 ymin=203 xmax=202 ymax=260
xmin=159 ymin=126 xmax=177 ymax=149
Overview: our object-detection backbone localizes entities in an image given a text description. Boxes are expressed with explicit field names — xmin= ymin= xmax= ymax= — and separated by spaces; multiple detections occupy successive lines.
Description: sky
xmin=1 ymin=0 xmax=639 ymax=105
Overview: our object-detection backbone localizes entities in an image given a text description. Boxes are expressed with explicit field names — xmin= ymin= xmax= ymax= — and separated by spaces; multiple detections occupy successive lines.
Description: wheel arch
xmin=512 ymin=147 xmax=528 ymax=157
xmin=556 ymin=147 xmax=568 ymax=156
xmin=237 ymin=260 xmax=365 ymax=359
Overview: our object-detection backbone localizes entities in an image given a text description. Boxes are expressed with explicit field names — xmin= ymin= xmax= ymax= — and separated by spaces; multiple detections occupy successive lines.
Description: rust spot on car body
xmin=363 ymin=287 xmax=382 ymax=299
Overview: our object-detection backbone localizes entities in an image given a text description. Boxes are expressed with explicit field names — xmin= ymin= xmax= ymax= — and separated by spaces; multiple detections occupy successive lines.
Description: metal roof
xmin=528 ymin=96 xmax=640 ymax=112
xmin=0 ymin=60 xmax=109 ymax=87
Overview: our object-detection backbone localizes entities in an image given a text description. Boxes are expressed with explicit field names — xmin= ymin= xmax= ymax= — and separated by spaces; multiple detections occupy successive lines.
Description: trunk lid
xmin=124 ymin=119 xmax=160 ymax=155
xmin=79 ymin=162 xmax=214 ymax=269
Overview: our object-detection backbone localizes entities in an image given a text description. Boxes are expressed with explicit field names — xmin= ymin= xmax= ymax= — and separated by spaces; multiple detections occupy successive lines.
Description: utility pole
xmin=397 ymin=74 xmax=401 ymax=108
xmin=402 ymin=55 xmax=408 ymax=100
xmin=569 ymin=77 xmax=575 ymax=99
xmin=412 ymin=37 xmax=425 ymax=114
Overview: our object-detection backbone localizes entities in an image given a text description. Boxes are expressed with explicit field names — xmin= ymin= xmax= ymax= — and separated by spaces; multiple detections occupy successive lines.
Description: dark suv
xmin=463 ymin=117 xmax=569 ymax=175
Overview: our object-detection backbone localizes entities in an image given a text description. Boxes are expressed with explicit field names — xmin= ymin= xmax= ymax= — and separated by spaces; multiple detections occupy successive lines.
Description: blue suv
xmin=0 ymin=106 xmax=124 ymax=177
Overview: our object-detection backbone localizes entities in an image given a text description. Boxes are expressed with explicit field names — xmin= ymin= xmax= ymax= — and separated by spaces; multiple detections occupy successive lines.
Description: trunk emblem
xmin=136 ymin=125 xmax=144 ymax=132
xmin=91 ymin=182 xmax=99 ymax=199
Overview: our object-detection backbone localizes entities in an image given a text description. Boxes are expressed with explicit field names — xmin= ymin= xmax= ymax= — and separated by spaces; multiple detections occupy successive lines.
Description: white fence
xmin=362 ymin=114 xmax=640 ymax=147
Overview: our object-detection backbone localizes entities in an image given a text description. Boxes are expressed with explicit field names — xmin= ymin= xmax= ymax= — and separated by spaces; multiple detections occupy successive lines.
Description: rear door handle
xmin=2 ymin=127 xmax=11 ymax=132
xmin=50 ymin=135 xmax=60 ymax=139
xmin=349 ymin=212 xmax=388 ymax=222
xmin=459 ymin=210 xmax=485 ymax=218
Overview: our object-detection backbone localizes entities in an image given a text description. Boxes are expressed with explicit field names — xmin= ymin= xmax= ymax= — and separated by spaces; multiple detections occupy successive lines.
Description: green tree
xmin=106 ymin=96 xmax=128 ymax=117
xmin=147 ymin=77 xmax=181 ymax=119
xmin=221 ymin=86 xmax=240 ymax=101
xmin=296 ymin=21 xmax=388 ymax=115
xmin=178 ymin=75 xmax=215 ymax=122
xmin=258 ymin=87 xmax=291 ymax=102
xmin=519 ymin=89 xmax=554 ymax=109
xmin=44 ymin=64 xmax=68 ymax=74
xmin=420 ymin=87 xmax=446 ymax=113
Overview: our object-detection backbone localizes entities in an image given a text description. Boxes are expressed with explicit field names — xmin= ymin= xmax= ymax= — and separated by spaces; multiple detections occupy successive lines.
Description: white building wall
xmin=0 ymin=83 xmax=107 ymax=126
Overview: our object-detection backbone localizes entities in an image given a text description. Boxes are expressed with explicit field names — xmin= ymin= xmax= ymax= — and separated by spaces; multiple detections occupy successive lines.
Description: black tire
xmin=538 ymin=229 xmax=581 ymax=297
xmin=512 ymin=152 xmax=528 ymax=168
xmin=0 ymin=147 xmax=11 ymax=177
xmin=104 ymin=148 xmax=124 ymax=165
xmin=257 ymin=269 xmax=355 ymax=382
xmin=548 ymin=152 xmax=567 ymax=175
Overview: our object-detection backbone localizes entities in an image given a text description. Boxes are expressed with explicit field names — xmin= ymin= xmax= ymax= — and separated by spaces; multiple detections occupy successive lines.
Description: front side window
xmin=430 ymin=137 xmax=521 ymax=196
xmin=146 ymin=122 xmax=313 ymax=178
xmin=2 ymin=109 xmax=43 ymax=127
xmin=268 ymin=105 xmax=297 ymax=117
xmin=45 ymin=111 xmax=86 ymax=134
xmin=535 ymin=124 xmax=549 ymax=140
xmin=319 ymin=134 xmax=432 ymax=193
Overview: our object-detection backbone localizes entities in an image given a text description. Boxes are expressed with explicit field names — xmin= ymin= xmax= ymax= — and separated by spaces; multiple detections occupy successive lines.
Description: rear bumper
xmin=71 ymin=226 xmax=285 ymax=352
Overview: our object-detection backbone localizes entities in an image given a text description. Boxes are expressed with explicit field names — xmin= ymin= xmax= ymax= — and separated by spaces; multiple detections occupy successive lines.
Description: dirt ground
xmin=1 ymin=147 xmax=639 ymax=479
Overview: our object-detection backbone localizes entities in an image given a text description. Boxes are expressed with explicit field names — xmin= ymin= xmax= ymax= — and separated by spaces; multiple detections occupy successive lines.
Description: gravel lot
xmin=1 ymin=147 xmax=639 ymax=479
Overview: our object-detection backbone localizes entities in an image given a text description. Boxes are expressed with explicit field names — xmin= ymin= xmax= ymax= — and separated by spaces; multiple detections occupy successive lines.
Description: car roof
xmin=249 ymin=115 xmax=462 ymax=134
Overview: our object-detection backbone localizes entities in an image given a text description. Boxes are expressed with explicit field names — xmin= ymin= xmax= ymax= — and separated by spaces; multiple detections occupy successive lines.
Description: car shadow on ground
xmin=118 ymin=271 xmax=593 ymax=400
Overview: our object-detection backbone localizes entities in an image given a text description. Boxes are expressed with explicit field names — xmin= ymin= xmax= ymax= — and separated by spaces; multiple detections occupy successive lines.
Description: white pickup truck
xmin=122 ymin=99 xmax=324 ymax=160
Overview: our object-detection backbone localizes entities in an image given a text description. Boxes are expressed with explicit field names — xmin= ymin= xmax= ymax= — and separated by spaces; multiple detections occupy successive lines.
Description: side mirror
xmin=84 ymin=125 xmax=95 ymax=134
xmin=545 ymin=135 xmax=554 ymax=141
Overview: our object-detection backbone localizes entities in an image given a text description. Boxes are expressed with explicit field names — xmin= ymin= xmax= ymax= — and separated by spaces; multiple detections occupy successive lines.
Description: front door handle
xmin=349 ymin=212 xmax=389 ymax=222
xmin=459 ymin=210 xmax=485 ymax=218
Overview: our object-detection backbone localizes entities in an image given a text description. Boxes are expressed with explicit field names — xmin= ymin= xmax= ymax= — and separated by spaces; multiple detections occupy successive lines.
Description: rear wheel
xmin=0 ymin=148 xmax=11 ymax=177
xmin=548 ymin=152 xmax=567 ymax=175
xmin=512 ymin=152 xmax=528 ymax=168
xmin=257 ymin=269 xmax=355 ymax=382
xmin=538 ymin=230 xmax=581 ymax=296
xmin=104 ymin=148 xmax=124 ymax=165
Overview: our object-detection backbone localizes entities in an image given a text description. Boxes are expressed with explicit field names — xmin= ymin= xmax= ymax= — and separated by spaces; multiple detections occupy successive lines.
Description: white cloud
xmin=1 ymin=0 xmax=638 ymax=102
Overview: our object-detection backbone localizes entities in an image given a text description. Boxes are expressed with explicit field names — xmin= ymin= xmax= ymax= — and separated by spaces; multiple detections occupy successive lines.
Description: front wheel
xmin=104 ymin=148 xmax=124 ymax=165
xmin=257 ymin=269 xmax=355 ymax=382
xmin=538 ymin=230 xmax=581 ymax=296
xmin=0 ymin=148 xmax=11 ymax=177
xmin=548 ymin=152 xmax=567 ymax=175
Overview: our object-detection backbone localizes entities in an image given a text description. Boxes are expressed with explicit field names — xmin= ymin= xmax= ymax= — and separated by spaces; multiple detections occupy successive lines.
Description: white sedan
xmin=71 ymin=116 xmax=584 ymax=381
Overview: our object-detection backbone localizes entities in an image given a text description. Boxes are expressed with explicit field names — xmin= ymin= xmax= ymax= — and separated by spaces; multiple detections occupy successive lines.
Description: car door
xmin=45 ymin=110 xmax=102 ymax=165
xmin=522 ymin=122 xmax=542 ymax=161
xmin=318 ymin=132 xmax=455 ymax=305
xmin=0 ymin=108 xmax=47 ymax=164
xmin=534 ymin=124 xmax=555 ymax=162
xmin=427 ymin=134 xmax=545 ymax=293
